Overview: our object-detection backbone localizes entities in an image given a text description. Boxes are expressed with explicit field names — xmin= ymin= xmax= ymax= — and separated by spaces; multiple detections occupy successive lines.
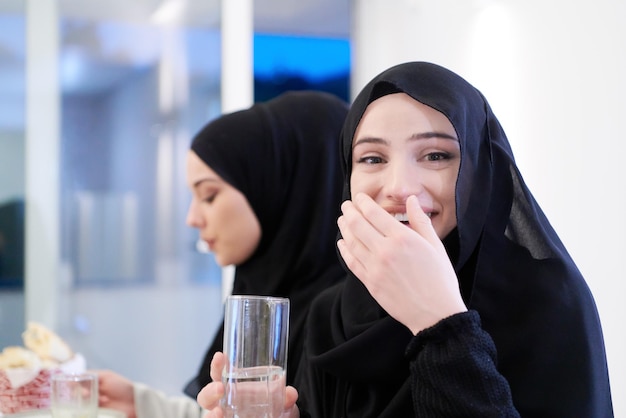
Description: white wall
xmin=353 ymin=0 xmax=625 ymax=415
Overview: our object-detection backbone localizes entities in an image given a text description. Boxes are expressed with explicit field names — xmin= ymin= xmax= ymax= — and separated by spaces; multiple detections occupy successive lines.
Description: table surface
xmin=1 ymin=408 xmax=126 ymax=418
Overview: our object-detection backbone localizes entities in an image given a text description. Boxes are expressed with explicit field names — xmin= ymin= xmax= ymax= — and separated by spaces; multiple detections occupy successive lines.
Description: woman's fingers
xmin=197 ymin=352 xmax=227 ymax=417
xmin=337 ymin=194 xmax=395 ymax=276
xmin=200 ymin=353 xmax=298 ymax=418
xmin=337 ymin=192 xmax=467 ymax=334
xmin=285 ymin=385 xmax=298 ymax=408
xmin=210 ymin=352 xmax=225 ymax=382
xmin=405 ymin=195 xmax=442 ymax=248
xmin=338 ymin=193 xmax=427 ymax=280
xmin=282 ymin=386 xmax=300 ymax=418
xmin=196 ymin=381 xmax=223 ymax=407
xmin=352 ymin=193 xmax=404 ymax=238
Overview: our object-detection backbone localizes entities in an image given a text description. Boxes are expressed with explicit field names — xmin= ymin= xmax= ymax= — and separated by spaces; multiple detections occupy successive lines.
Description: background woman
xmin=98 ymin=90 xmax=349 ymax=418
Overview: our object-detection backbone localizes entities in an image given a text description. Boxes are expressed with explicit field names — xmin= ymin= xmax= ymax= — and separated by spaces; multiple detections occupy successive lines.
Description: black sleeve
xmin=406 ymin=310 xmax=521 ymax=417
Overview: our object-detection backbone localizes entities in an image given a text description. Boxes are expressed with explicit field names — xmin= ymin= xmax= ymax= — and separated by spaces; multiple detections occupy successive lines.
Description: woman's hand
xmin=197 ymin=352 xmax=300 ymax=418
xmin=95 ymin=369 xmax=137 ymax=418
xmin=337 ymin=193 xmax=467 ymax=334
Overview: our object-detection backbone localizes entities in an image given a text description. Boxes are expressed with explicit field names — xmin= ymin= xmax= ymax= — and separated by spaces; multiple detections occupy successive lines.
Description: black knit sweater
xmin=407 ymin=311 xmax=519 ymax=417
xmin=297 ymin=310 xmax=521 ymax=418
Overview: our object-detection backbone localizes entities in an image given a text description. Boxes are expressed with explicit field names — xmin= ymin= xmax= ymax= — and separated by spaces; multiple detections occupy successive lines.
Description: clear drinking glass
xmin=50 ymin=372 xmax=98 ymax=418
xmin=221 ymin=295 xmax=290 ymax=418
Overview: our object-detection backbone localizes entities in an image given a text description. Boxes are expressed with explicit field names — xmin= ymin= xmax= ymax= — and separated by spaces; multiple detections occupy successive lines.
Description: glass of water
xmin=50 ymin=372 xmax=98 ymax=418
xmin=221 ymin=295 xmax=290 ymax=418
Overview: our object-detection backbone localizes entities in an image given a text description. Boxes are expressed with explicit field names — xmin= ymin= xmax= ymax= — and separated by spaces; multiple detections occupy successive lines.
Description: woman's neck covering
xmin=303 ymin=62 xmax=613 ymax=416
xmin=184 ymin=90 xmax=349 ymax=397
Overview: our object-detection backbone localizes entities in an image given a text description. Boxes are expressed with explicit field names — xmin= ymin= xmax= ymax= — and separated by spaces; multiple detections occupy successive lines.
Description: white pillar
xmin=221 ymin=0 xmax=254 ymax=113
xmin=25 ymin=0 xmax=61 ymax=329
xmin=219 ymin=0 xmax=254 ymax=301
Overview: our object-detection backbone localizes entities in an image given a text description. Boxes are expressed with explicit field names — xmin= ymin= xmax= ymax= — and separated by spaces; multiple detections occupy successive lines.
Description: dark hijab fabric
xmin=183 ymin=91 xmax=349 ymax=397
xmin=298 ymin=62 xmax=613 ymax=417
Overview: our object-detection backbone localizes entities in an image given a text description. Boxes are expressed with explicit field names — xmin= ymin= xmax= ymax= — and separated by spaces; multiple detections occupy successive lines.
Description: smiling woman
xmin=194 ymin=61 xmax=613 ymax=418
xmin=350 ymin=93 xmax=460 ymax=240
xmin=289 ymin=61 xmax=614 ymax=417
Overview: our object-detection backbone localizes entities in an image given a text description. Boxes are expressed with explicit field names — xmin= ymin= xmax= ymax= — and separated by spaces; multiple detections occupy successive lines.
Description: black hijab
xmin=298 ymin=62 xmax=613 ymax=417
xmin=183 ymin=91 xmax=349 ymax=397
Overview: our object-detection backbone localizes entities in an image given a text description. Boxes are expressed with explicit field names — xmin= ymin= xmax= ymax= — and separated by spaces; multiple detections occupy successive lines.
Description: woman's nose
xmin=185 ymin=200 xmax=204 ymax=228
xmin=385 ymin=161 xmax=423 ymax=201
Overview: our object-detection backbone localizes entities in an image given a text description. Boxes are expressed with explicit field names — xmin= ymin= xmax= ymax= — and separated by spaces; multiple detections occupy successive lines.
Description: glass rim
xmin=51 ymin=372 xmax=97 ymax=382
xmin=226 ymin=294 xmax=289 ymax=303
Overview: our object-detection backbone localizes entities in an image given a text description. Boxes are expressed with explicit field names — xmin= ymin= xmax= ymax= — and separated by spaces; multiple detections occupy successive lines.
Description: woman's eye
xmin=425 ymin=152 xmax=451 ymax=162
xmin=356 ymin=155 xmax=384 ymax=164
xmin=203 ymin=194 xmax=217 ymax=203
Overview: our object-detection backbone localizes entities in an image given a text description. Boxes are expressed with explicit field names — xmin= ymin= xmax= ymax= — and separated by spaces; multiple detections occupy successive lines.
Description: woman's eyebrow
xmin=192 ymin=177 xmax=218 ymax=189
xmin=353 ymin=131 xmax=458 ymax=149
xmin=409 ymin=132 xmax=458 ymax=141
xmin=352 ymin=136 xmax=388 ymax=149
